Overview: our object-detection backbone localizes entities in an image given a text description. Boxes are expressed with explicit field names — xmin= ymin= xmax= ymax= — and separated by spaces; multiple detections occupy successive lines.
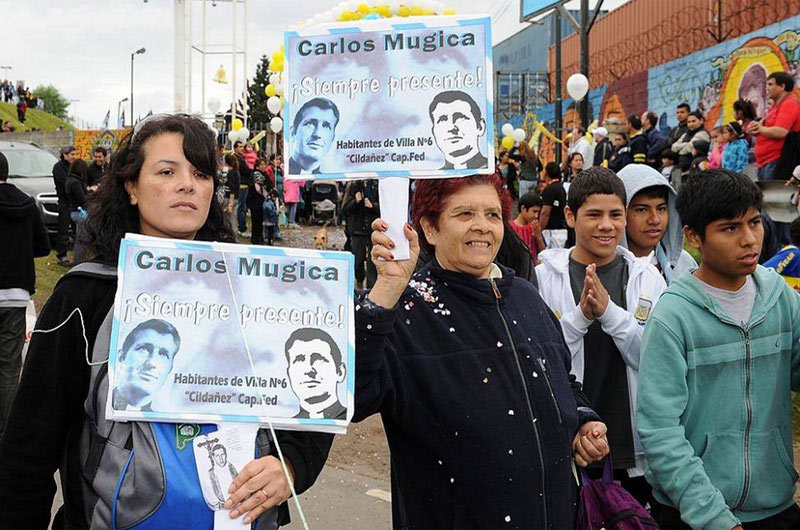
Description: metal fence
xmin=495 ymin=71 xmax=550 ymax=124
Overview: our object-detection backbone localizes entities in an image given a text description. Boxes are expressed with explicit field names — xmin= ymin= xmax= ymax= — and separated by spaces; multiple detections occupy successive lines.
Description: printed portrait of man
xmin=285 ymin=327 xmax=346 ymax=420
xmin=112 ymin=318 xmax=181 ymax=412
xmin=289 ymin=97 xmax=340 ymax=174
xmin=429 ymin=90 xmax=488 ymax=170
xmin=209 ymin=444 xmax=238 ymax=507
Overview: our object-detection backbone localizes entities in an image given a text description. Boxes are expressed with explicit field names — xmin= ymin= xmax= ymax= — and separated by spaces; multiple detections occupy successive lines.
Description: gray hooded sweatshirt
xmin=617 ymin=164 xmax=697 ymax=285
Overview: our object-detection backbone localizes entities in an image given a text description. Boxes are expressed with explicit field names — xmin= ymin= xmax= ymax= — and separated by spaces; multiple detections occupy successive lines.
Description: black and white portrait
xmin=112 ymin=319 xmax=181 ymax=412
xmin=289 ymin=97 xmax=339 ymax=174
xmin=285 ymin=327 xmax=346 ymax=420
xmin=429 ymin=90 xmax=488 ymax=170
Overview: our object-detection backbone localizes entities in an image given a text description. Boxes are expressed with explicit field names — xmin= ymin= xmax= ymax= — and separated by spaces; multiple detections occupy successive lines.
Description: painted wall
xmin=74 ymin=128 xmax=131 ymax=159
xmin=511 ymin=14 xmax=800 ymax=163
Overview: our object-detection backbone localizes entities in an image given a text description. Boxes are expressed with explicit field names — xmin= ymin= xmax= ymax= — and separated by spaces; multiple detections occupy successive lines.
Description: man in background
xmin=0 ymin=151 xmax=50 ymax=438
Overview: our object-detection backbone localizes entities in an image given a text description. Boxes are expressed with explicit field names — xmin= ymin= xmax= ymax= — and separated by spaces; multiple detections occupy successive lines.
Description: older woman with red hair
xmin=352 ymin=173 xmax=609 ymax=530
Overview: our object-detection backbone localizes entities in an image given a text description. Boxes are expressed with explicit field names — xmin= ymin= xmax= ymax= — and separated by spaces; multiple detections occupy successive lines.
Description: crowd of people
xmin=0 ymin=71 xmax=799 ymax=530
xmin=0 ymin=80 xmax=43 ymax=125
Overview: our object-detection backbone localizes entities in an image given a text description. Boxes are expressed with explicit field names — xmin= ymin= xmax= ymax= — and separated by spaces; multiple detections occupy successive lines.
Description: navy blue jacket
xmin=354 ymin=261 xmax=599 ymax=530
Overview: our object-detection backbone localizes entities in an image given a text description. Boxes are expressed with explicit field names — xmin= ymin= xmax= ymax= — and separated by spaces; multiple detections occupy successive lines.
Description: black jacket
xmin=629 ymin=131 xmax=648 ymax=164
xmin=0 ymin=183 xmax=50 ymax=295
xmin=342 ymin=180 xmax=379 ymax=237
xmin=0 ymin=272 xmax=333 ymax=529
xmin=666 ymin=121 xmax=688 ymax=148
xmin=86 ymin=162 xmax=105 ymax=188
xmin=64 ymin=174 xmax=86 ymax=212
xmin=593 ymin=138 xmax=613 ymax=167
xmin=354 ymin=261 xmax=599 ymax=530
xmin=236 ymin=155 xmax=253 ymax=187
xmin=52 ymin=159 xmax=70 ymax=198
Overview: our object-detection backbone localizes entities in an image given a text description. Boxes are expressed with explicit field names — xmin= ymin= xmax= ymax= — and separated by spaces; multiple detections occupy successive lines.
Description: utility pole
xmin=131 ymin=48 xmax=146 ymax=126
xmin=553 ymin=9 xmax=562 ymax=166
xmin=579 ymin=0 xmax=589 ymax=127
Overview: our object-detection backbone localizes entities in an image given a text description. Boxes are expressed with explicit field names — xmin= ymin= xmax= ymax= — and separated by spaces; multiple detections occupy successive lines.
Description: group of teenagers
xmin=1 ymin=112 xmax=799 ymax=530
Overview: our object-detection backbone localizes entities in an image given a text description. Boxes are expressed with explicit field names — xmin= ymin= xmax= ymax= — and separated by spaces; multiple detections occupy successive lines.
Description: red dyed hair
xmin=412 ymin=173 xmax=513 ymax=254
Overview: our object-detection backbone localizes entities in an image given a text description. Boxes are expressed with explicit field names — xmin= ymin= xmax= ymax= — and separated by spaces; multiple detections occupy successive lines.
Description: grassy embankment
xmin=0 ymin=101 xmax=73 ymax=132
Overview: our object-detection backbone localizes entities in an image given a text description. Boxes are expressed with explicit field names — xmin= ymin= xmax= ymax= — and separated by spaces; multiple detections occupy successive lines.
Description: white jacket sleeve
xmin=559 ymin=306 xmax=594 ymax=354
xmin=596 ymin=272 xmax=666 ymax=371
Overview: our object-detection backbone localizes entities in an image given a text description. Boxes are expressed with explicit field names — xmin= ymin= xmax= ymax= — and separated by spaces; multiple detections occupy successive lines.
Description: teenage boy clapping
xmin=536 ymin=168 xmax=666 ymax=505
xmin=638 ymin=169 xmax=800 ymax=530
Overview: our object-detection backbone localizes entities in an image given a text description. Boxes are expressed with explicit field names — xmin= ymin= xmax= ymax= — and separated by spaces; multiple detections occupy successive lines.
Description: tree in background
xmin=247 ymin=54 xmax=275 ymax=127
xmin=32 ymin=84 xmax=69 ymax=120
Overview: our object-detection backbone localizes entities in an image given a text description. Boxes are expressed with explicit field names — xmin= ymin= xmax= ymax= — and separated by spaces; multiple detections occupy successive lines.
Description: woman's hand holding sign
xmin=368 ymin=218 xmax=420 ymax=309
xmin=226 ymin=456 xmax=295 ymax=524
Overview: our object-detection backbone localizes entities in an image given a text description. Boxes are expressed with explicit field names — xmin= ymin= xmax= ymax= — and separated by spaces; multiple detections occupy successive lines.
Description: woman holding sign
xmin=354 ymin=173 xmax=609 ymax=529
xmin=0 ymin=114 xmax=332 ymax=529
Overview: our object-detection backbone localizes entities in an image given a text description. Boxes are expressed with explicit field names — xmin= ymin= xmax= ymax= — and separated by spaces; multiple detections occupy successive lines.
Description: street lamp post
xmin=131 ymin=48 xmax=146 ymax=125
xmin=118 ymin=97 xmax=129 ymax=128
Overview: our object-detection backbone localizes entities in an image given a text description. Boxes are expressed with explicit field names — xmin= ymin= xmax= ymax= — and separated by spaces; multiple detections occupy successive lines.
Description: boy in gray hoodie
xmin=617 ymin=164 xmax=697 ymax=285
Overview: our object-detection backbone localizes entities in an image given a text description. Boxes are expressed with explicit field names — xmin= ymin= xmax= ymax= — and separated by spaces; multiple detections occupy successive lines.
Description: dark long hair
xmin=84 ymin=114 xmax=234 ymax=264
xmin=70 ymin=158 xmax=89 ymax=188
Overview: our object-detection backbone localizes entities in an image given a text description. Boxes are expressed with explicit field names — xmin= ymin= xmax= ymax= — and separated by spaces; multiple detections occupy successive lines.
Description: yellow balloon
xmin=443 ymin=7 xmax=456 ymax=15
xmin=377 ymin=4 xmax=391 ymax=17
xmin=265 ymin=84 xmax=276 ymax=97
xmin=340 ymin=10 xmax=353 ymax=21
xmin=357 ymin=2 xmax=370 ymax=13
xmin=270 ymin=60 xmax=284 ymax=72
xmin=501 ymin=135 xmax=515 ymax=150
xmin=398 ymin=5 xmax=410 ymax=16
xmin=410 ymin=6 xmax=424 ymax=16
xmin=232 ymin=119 xmax=243 ymax=131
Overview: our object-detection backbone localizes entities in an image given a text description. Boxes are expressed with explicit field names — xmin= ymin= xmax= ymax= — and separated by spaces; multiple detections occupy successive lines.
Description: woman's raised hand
xmin=367 ymin=218 xmax=420 ymax=308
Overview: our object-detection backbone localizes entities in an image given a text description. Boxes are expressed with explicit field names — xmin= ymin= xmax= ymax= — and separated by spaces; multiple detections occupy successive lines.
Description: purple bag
xmin=577 ymin=458 xmax=659 ymax=530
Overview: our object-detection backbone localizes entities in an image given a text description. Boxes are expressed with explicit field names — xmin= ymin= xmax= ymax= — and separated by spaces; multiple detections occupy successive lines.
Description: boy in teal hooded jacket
xmin=637 ymin=169 xmax=800 ymax=530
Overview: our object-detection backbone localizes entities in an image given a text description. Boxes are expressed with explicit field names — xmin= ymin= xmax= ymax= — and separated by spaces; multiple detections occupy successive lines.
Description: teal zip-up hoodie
xmin=637 ymin=265 xmax=800 ymax=530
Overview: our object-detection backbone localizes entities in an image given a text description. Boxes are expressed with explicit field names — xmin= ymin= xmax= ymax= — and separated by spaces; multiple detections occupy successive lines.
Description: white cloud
xmin=0 ymin=0 xmax=626 ymax=127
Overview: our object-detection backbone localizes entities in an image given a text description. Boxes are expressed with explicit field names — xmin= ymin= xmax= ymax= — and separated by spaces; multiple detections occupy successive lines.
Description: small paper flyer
xmin=106 ymin=234 xmax=355 ymax=434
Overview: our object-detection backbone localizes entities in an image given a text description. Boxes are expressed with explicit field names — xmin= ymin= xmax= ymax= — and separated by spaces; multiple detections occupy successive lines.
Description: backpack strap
xmin=57 ymin=262 xmax=118 ymax=290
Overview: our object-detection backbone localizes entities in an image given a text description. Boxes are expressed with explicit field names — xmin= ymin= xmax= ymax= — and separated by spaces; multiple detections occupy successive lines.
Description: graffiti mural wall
xmin=515 ymin=15 xmax=800 ymax=164
xmin=74 ymin=128 xmax=131 ymax=159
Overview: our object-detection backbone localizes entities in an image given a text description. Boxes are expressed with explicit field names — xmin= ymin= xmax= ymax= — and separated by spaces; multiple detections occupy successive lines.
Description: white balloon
xmin=239 ymin=127 xmax=250 ymax=141
xmin=566 ymin=73 xmax=590 ymax=101
xmin=501 ymin=123 xmax=514 ymax=136
xmin=267 ymin=96 xmax=282 ymax=115
xmin=228 ymin=130 xmax=240 ymax=144
xmin=513 ymin=128 xmax=526 ymax=142
xmin=207 ymin=97 xmax=221 ymax=113
xmin=269 ymin=74 xmax=279 ymax=86
xmin=270 ymin=116 xmax=284 ymax=133
xmin=275 ymin=84 xmax=284 ymax=96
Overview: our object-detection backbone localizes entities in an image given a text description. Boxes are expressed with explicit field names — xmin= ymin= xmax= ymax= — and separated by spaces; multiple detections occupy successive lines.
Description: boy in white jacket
xmin=536 ymin=167 xmax=666 ymax=507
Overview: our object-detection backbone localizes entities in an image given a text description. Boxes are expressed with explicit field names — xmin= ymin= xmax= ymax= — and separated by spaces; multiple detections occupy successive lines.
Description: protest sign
xmin=106 ymin=234 xmax=354 ymax=434
xmin=283 ymin=15 xmax=493 ymax=179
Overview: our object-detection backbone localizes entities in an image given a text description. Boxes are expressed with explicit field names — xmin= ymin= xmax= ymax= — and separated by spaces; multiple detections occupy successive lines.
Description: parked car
xmin=0 ymin=140 xmax=60 ymax=237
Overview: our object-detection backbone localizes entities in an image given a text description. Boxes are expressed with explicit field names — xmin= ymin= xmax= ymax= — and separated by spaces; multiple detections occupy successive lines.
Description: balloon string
xmin=219 ymin=249 xmax=311 ymax=530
